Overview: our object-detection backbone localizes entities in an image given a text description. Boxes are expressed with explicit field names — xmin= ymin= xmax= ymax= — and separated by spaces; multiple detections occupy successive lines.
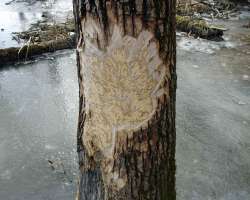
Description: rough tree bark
xmin=73 ymin=0 xmax=176 ymax=199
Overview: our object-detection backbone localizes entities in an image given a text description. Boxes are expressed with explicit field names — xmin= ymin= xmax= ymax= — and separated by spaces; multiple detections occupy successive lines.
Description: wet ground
xmin=0 ymin=1 xmax=250 ymax=200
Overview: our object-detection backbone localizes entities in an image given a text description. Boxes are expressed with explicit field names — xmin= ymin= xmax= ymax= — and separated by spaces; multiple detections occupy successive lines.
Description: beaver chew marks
xmin=78 ymin=18 xmax=169 ymax=189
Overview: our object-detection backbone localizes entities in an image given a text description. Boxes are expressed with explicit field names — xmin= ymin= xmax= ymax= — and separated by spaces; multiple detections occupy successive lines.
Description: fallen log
xmin=176 ymin=15 xmax=225 ymax=40
xmin=0 ymin=34 xmax=75 ymax=66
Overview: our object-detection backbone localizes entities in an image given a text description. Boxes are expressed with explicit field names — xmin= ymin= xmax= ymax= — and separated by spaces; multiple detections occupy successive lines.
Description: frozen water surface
xmin=0 ymin=50 xmax=78 ymax=200
xmin=176 ymin=19 xmax=250 ymax=200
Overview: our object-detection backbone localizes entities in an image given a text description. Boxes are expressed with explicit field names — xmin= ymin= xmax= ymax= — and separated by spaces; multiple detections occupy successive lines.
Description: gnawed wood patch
xmin=78 ymin=19 xmax=170 ymax=190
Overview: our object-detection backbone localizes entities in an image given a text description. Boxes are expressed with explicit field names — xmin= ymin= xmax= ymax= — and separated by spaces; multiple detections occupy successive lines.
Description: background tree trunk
xmin=73 ymin=0 xmax=177 ymax=199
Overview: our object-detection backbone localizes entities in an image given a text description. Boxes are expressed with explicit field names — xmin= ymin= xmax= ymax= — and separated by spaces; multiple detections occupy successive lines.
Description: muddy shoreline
xmin=0 ymin=17 xmax=225 ymax=66
xmin=0 ymin=0 xmax=249 ymax=66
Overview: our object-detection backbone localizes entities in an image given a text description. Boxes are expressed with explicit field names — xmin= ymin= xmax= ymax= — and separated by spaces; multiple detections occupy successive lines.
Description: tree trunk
xmin=73 ymin=0 xmax=177 ymax=199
